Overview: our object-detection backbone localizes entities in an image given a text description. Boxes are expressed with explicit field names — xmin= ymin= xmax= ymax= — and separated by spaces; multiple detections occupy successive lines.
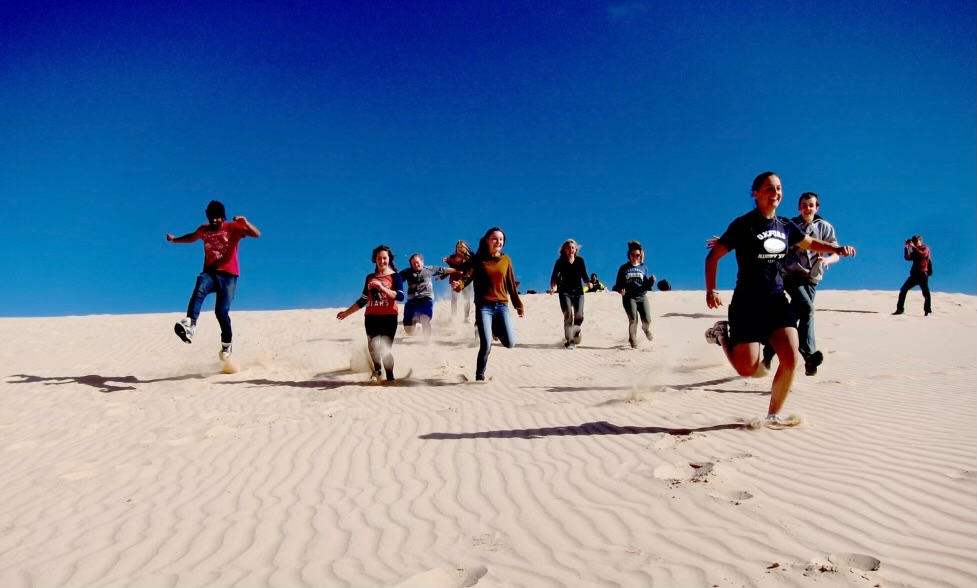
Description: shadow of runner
xmin=419 ymin=420 xmax=748 ymax=440
xmin=7 ymin=373 xmax=209 ymax=393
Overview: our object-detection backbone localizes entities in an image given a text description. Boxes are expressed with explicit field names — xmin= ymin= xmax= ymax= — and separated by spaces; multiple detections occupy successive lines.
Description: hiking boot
xmin=219 ymin=343 xmax=232 ymax=361
xmin=174 ymin=318 xmax=194 ymax=343
xmin=804 ymin=351 xmax=823 ymax=376
xmin=704 ymin=321 xmax=729 ymax=346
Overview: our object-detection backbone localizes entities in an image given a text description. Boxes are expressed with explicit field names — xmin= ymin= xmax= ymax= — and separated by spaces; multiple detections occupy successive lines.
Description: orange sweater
xmin=465 ymin=254 xmax=523 ymax=312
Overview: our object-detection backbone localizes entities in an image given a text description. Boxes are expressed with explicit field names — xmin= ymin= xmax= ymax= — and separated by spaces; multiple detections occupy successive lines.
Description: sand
xmin=1 ymin=290 xmax=974 ymax=587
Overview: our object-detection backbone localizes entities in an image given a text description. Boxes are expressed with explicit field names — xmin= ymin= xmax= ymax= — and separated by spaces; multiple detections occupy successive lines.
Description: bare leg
xmin=766 ymin=327 xmax=800 ymax=416
xmin=722 ymin=339 xmax=762 ymax=377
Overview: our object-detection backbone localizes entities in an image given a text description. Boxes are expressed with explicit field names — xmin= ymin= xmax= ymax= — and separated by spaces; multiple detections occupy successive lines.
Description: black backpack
xmin=657 ymin=279 xmax=672 ymax=291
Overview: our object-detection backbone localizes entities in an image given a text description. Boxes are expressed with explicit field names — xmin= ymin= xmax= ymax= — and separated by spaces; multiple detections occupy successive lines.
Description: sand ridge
xmin=0 ymin=290 xmax=974 ymax=587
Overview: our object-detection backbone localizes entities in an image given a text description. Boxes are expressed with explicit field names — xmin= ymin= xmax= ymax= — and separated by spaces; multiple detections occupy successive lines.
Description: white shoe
xmin=765 ymin=413 xmax=783 ymax=424
xmin=175 ymin=318 xmax=194 ymax=343
xmin=704 ymin=321 xmax=728 ymax=346
xmin=219 ymin=343 xmax=232 ymax=361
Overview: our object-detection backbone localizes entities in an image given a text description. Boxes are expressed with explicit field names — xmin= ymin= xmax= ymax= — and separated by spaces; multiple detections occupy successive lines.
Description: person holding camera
xmin=337 ymin=244 xmax=406 ymax=382
xmin=894 ymin=235 xmax=932 ymax=316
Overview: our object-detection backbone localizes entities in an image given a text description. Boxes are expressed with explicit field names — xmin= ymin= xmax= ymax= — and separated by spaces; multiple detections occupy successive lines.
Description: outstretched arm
xmin=798 ymin=236 xmax=855 ymax=257
xmin=166 ymin=227 xmax=201 ymax=243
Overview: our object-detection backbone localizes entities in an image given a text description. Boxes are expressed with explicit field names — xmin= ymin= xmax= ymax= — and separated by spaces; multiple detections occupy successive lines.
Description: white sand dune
xmin=0 ymin=290 xmax=974 ymax=587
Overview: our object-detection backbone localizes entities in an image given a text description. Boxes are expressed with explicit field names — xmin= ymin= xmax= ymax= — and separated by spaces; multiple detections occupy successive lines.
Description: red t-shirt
xmin=360 ymin=273 xmax=402 ymax=315
xmin=193 ymin=219 xmax=249 ymax=275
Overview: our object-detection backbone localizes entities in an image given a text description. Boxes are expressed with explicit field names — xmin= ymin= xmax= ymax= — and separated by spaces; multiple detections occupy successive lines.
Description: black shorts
xmin=728 ymin=291 xmax=796 ymax=345
xmin=364 ymin=314 xmax=398 ymax=340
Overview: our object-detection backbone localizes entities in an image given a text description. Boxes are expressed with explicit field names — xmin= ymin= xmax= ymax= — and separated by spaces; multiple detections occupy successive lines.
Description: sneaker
xmin=571 ymin=327 xmax=582 ymax=345
xmin=370 ymin=370 xmax=383 ymax=383
xmin=219 ymin=343 xmax=232 ymax=361
xmin=174 ymin=318 xmax=194 ymax=343
xmin=892 ymin=310 xmax=904 ymax=315
xmin=565 ymin=341 xmax=576 ymax=350
xmin=765 ymin=413 xmax=783 ymax=424
xmin=804 ymin=351 xmax=823 ymax=376
xmin=704 ymin=321 xmax=729 ymax=346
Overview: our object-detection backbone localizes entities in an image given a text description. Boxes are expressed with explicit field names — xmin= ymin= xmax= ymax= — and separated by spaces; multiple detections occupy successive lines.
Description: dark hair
xmin=205 ymin=200 xmax=226 ymax=220
xmin=798 ymin=191 xmax=819 ymax=206
xmin=626 ymin=240 xmax=644 ymax=262
xmin=371 ymin=244 xmax=397 ymax=271
xmin=911 ymin=234 xmax=922 ymax=244
xmin=475 ymin=227 xmax=506 ymax=259
xmin=751 ymin=171 xmax=779 ymax=194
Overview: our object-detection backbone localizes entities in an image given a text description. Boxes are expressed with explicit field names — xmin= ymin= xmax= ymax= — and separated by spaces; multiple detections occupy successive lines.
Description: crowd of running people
xmin=167 ymin=171 xmax=860 ymax=422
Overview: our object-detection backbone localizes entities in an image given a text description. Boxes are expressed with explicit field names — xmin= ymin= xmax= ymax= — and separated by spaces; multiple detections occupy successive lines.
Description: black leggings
xmin=364 ymin=314 xmax=398 ymax=377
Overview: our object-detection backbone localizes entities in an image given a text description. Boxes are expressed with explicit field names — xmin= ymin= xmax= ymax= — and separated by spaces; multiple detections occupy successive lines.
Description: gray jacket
xmin=784 ymin=215 xmax=837 ymax=283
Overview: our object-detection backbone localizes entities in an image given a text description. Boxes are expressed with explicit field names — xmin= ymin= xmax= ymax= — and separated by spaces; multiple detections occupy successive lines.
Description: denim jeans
xmin=186 ymin=271 xmax=237 ymax=344
xmin=622 ymin=294 xmax=652 ymax=347
xmin=475 ymin=302 xmax=515 ymax=379
xmin=451 ymin=281 xmax=473 ymax=320
xmin=896 ymin=272 xmax=931 ymax=314
xmin=785 ymin=276 xmax=818 ymax=358
xmin=559 ymin=293 xmax=584 ymax=343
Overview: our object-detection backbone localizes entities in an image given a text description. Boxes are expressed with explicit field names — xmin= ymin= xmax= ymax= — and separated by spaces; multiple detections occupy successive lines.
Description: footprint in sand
xmin=653 ymin=461 xmax=715 ymax=483
xmin=708 ymin=490 xmax=754 ymax=504
xmin=946 ymin=470 xmax=976 ymax=480
xmin=394 ymin=565 xmax=488 ymax=588
xmin=827 ymin=552 xmax=881 ymax=571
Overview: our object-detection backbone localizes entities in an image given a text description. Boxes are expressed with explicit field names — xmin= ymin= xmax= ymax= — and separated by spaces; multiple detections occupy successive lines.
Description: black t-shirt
xmin=718 ymin=209 xmax=805 ymax=296
xmin=551 ymin=256 xmax=589 ymax=295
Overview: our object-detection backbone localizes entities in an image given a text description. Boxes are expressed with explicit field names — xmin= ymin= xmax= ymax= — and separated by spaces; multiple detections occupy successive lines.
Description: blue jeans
xmin=785 ymin=277 xmax=817 ymax=358
xmin=475 ymin=302 xmax=515 ymax=379
xmin=186 ymin=271 xmax=237 ymax=344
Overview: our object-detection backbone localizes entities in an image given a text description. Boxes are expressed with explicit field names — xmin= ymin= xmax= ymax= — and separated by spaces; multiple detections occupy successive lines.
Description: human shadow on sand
xmin=217 ymin=374 xmax=463 ymax=391
xmin=419 ymin=420 xmax=748 ymax=440
xmin=661 ymin=312 xmax=727 ymax=319
xmin=7 ymin=373 xmax=210 ymax=393
xmin=818 ymin=308 xmax=878 ymax=314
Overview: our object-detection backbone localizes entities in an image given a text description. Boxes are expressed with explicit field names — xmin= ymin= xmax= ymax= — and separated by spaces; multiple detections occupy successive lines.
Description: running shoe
xmin=174 ymin=318 xmax=194 ymax=344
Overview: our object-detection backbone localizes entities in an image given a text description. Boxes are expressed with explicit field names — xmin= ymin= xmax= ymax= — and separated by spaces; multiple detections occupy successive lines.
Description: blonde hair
xmin=559 ymin=238 xmax=580 ymax=257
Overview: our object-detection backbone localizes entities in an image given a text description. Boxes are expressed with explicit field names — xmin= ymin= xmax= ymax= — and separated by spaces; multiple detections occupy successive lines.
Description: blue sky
xmin=1 ymin=0 xmax=974 ymax=317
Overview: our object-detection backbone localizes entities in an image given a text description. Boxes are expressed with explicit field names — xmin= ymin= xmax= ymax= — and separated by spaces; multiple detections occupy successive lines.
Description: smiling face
xmin=410 ymin=255 xmax=423 ymax=271
xmin=562 ymin=241 xmax=577 ymax=258
xmin=798 ymin=195 xmax=819 ymax=222
xmin=752 ymin=174 xmax=783 ymax=215
xmin=486 ymin=230 xmax=504 ymax=255
xmin=374 ymin=250 xmax=390 ymax=272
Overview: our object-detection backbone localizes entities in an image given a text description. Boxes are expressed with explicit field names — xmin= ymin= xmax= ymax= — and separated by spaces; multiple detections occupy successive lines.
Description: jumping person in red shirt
xmin=166 ymin=200 xmax=261 ymax=360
